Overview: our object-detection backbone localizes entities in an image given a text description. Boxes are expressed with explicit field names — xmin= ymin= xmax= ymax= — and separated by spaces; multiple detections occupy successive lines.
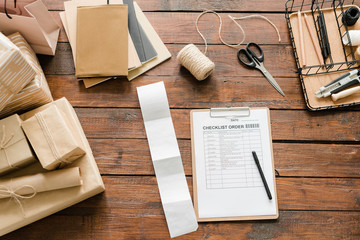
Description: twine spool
xmin=177 ymin=10 xmax=281 ymax=81
xmin=177 ymin=44 xmax=215 ymax=81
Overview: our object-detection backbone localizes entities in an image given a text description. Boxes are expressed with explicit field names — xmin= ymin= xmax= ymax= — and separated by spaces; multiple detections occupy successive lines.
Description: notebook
xmin=191 ymin=107 xmax=278 ymax=221
xmin=75 ymin=5 xmax=128 ymax=78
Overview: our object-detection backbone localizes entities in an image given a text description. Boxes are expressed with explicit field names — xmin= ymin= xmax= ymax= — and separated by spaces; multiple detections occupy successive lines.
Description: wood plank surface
xmin=73 ymin=108 xmax=360 ymax=142
xmin=2 ymin=0 xmax=360 ymax=239
xmin=55 ymin=12 xmax=290 ymax=44
xmin=47 ymin=75 xmax=305 ymax=109
xmin=38 ymin=43 xmax=298 ymax=77
xmin=2 ymin=177 xmax=360 ymax=240
xmin=89 ymin=139 xmax=360 ymax=178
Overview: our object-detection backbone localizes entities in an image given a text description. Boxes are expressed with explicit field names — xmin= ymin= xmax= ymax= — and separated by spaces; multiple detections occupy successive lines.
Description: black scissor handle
xmin=246 ymin=42 xmax=264 ymax=63
xmin=237 ymin=48 xmax=256 ymax=68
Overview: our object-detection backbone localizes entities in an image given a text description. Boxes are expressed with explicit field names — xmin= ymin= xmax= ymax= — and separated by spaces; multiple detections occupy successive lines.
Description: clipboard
xmin=190 ymin=107 xmax=279 ymax=222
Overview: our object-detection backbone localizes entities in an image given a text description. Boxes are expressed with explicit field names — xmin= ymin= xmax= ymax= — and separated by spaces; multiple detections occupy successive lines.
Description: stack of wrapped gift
xmin=0 ymin=32 xmax=53 ymax=118
xmin=0 ymin=32 xmax=105 ymax=236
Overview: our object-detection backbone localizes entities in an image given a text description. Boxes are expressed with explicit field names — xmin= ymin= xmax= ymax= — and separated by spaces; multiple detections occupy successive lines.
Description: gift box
xmin=0 ymin=32 xmax=53 ymax=118
xmin=0 ymin=32 xmax=36 ymax=112
xmin=0 ymin=98 xmax=105 ymax=236
xmin=22 ymin=105 xmax=86 ymax=170
xmin=0 ymin=114 xmax=36 ymax=175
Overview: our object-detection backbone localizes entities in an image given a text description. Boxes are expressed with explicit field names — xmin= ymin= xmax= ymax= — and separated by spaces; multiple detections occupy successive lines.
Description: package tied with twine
xmin=0 ymin=32 xmax=53 ymax=118
xmin=0 ymin=167 xmax=82 ymax=218
xmin=0 ymin=97 xmax=105 ymax=237
xmin=22 ymin=105 xmax=86 ymax=170
xmin=0 ymin=32 xmax=37 ymax=112
xmin=0 ymin=114 xmax=36 ymax=175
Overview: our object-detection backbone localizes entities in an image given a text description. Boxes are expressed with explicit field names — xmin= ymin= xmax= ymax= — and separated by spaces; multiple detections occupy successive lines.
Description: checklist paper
xmin=137 ymin=82 xmax=198 ymax=238
xmin=191 ymin=109 xmax=278 ymax=220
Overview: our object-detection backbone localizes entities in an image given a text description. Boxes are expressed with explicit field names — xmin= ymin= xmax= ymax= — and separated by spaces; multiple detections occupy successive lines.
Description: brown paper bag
xmin=75 ymin=4 xmax=128 ymax=77
xmin=0 ymin=32 xmax=36 ymax=112
xmin=0 ymin=32 xmax=53 ymax=118
xmin=22 ymin=105 xmax=85 ymax=170
xmin=0 ymin=98 xmax=105 ymax=237
xmin=0 ymin=114 xmax=36 ymax=175
xmin=0 ymin=0 xmax=60 ymax=55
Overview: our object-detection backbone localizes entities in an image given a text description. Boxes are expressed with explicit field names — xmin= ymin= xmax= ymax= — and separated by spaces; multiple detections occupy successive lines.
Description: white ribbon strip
xmin=137 ymin=81 xmax=198 ymax=238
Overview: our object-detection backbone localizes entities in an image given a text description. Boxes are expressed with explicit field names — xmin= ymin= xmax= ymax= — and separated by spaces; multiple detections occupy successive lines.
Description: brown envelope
xmin=75 ymin=4 xmax=128 ymax=78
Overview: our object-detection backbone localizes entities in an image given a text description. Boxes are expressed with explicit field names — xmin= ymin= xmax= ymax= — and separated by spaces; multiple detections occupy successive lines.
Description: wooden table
xmin=3 ymin=0 xmax=360 ymax=239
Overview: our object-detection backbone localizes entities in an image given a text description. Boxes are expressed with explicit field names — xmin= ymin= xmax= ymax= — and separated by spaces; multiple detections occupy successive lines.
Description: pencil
xmin=304 ymin=13 xmax=323 ymax=64
xmin=252 ymin=151 xmax=272 ymax=200
xmin=298 ymin=10 xmax=306 ymax=67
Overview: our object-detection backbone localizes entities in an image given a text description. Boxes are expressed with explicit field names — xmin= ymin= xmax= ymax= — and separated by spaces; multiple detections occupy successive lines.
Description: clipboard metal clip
xmin=210 ymin=107 xmax=250 ymax=118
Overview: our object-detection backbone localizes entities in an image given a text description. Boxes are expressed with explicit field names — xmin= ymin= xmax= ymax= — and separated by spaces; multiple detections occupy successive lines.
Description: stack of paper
xmin=60 ymin=0 xmax=171 ymax=88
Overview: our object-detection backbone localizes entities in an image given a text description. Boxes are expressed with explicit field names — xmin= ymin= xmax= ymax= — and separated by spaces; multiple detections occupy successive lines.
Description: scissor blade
xmin=257 ymin=65 xmax=285 ymax=97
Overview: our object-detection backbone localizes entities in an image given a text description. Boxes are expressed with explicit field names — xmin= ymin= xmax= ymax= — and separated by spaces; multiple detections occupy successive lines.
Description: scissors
xmin=237 ymin=42 xmax=285 ymax=96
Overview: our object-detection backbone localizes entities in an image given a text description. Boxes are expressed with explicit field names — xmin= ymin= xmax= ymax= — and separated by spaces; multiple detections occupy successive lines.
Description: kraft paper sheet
xmin=75 ymin=4 xmax=128 ymax=78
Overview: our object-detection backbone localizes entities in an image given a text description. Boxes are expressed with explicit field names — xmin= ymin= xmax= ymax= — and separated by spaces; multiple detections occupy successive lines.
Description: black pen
xmin=252 ymin=151 xmax=272 ymax=200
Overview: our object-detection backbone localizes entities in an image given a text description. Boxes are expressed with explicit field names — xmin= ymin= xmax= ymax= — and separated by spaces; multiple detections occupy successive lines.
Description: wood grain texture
xmin=47 ymin=75 xmax=305 ymax=109
xmin=3 ymin=0 xmax=360 ymax=239
xmin=73 ymin=108 xmax=360 ymax=142
xmin=2 ymin=176 xmax=360 ymax=240
xmin=55 ymin=11 xmax=290 ymax=44
xmin=38 ymin=43 xmax=298 ymax=77
xmin=88 ymin=139 xmax=360 ymax=178
xmin=3 ymin=210 xmax=359 ymax=240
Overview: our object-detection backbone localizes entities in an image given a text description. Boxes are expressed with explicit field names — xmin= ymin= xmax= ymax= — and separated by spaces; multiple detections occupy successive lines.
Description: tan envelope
xmin=75 ymin=4 xmax=128 ymax=78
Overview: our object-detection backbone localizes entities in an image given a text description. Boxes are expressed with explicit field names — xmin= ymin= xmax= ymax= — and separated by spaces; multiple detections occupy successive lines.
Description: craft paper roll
xmin=0 ymin=167 xmax=82 ymax=199
xmin=137 ymin=82 xmax=198 ymax=238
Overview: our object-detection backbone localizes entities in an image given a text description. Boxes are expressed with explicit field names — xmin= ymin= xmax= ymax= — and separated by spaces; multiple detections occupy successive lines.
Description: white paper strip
xmin=137 ymin=81 xmax=198 ymax=238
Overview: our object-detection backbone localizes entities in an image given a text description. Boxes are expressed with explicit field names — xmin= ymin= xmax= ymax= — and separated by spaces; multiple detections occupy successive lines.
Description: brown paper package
xmin=0 ymin=167 xmax=82 ymax=199
xmin=0 ymin=33 xmax=53 ymax=118
xmin=0 ymin=32 xmax=36 ymax=112
xmin=22 ymin=105 xmax=86 ymax=170
xmin=0 ymin=98 xmax=105 ymax=237
xmin=0 ymin=114 xmax=36 ymax=175
xmin=75 ymin=5 xmax=128 ymax=77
